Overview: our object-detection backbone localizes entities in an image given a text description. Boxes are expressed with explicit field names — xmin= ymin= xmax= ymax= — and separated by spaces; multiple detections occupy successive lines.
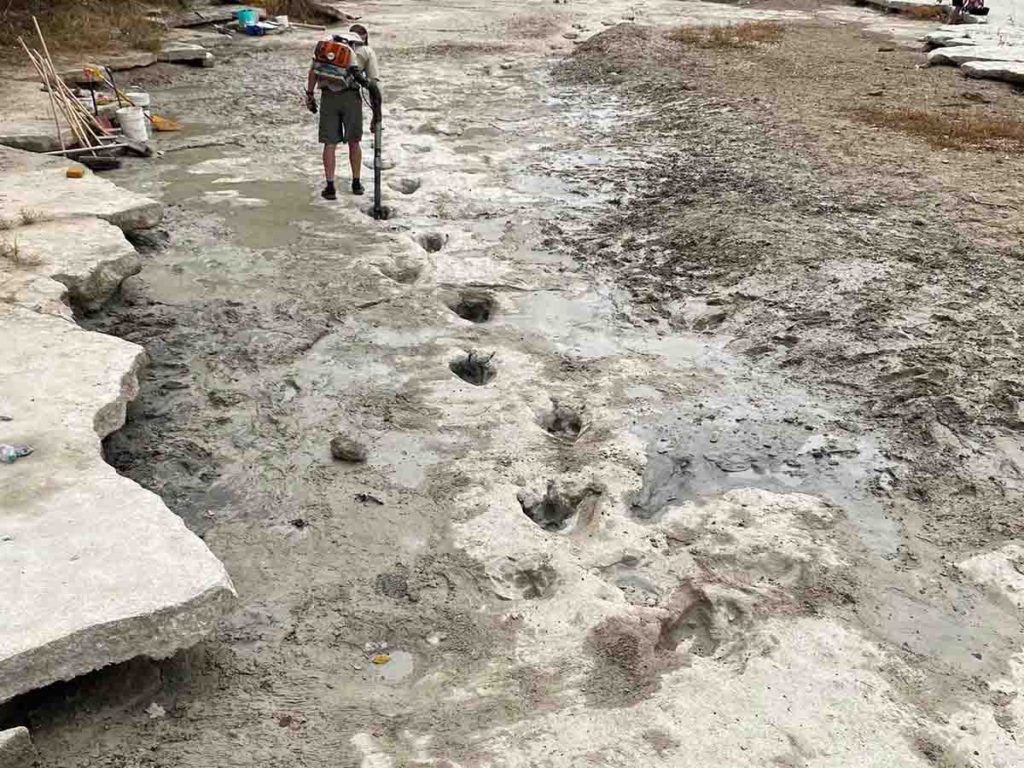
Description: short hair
xmin=350 ymin=23 xmax=368 ymax=43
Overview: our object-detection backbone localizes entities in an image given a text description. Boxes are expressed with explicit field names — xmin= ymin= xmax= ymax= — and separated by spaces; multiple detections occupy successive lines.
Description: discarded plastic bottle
xmin=0 ymin=444 xmax=32 ymax=464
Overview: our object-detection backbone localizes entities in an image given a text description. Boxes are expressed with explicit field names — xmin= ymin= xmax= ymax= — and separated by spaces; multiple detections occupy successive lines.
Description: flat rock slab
xmin=0 ymin=81 xmax=62 ymax=153
xmin=0 ymin=305 xmax=236 ymax=703
xmin=0 ymin=727 xmax=37 ymax=768
xmin=158 ymin=43 xmax=215 ymax=66
xmin=0 ymin=270 xmax=68 ymax=320
xmin=863 ymin=0 xmax=950 ymax=8
xmin=886 ymin=0 xmax=950 ymax=8
xmin=0 ymin=146 xmax=161 ymax=232
xmin=309 ymin=1 xmax=361 ymax=21
xmin=924 ymin=31 xmax=976 ymax=47
xmin=58 ymin=53 xmax=158 ymax=84
xmin=0 ymin=218 xmax=140 ymax=314
xmin=0 ymin=134 xmax=62 ymax=154
xmin=928 ymin=44 xmax=1024 ymax=65
xmin=962 ymin=59 xmax=1024 ymax=83
xmin=925 ymin=25 xmax=1024 ymax=47
xmin=165 ymin=4 xmax=265 ymax=27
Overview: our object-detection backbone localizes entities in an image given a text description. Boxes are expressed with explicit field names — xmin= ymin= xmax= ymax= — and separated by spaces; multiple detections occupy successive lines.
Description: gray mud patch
xmin=559 ymin=24 xmax=1024 ymax=554
xmin=629 ymin=395 xmax=898 ymax=556
xmin=583 ymin=612 xmax=681 ymax=708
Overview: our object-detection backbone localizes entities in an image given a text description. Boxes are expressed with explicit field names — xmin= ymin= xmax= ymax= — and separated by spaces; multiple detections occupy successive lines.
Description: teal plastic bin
xmin=235 ymin=8 xmax=258 ymax=26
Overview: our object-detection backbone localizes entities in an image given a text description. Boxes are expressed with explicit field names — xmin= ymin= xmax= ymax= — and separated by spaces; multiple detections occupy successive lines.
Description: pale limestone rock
xmin=0 ymin=305 xmax=236 ymax=703
xmin=928 ymin=44 xmax=1024 ymax=66
xmin=962 ymin=59 xmax=1024 ymax=83
xmin=0 ymin=218 xmax=141 ymax=313
xmin=0 ymin=146 xmax=161 ymax=232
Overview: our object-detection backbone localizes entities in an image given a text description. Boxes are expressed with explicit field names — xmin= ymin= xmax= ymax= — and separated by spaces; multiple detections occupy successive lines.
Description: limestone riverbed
xmin=4 ymin=1 xmax=1024 ymax=766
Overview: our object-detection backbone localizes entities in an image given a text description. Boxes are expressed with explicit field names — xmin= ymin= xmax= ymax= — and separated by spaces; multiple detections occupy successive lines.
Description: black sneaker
xmin=352 ymin=179 xmax=365 ymax=196
xmin=321 ymin=183 xmax=337 ymax=201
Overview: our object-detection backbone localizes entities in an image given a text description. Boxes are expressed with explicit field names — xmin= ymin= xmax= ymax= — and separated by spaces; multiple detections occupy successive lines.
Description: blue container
xmin=235 ymin=8 xmax=258 ymax=26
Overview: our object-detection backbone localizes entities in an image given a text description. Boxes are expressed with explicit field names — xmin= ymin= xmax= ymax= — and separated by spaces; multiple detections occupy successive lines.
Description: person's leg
xmin=323 ymin=143 xmax=337 ymax=182
xmin=318 ymin=90 xmax=343 ymax=199
xmin=340 ymin=89 xmax=365 ymax=193
xmin=320 ymin=144 xmax=338 ymax=199
xmin=348 ymin=140 xmax=362 ymax=181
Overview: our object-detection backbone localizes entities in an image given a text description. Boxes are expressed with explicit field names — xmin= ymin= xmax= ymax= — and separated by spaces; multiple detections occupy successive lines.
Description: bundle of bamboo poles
xmin=18 ymin=16 xmax=117 ymax=154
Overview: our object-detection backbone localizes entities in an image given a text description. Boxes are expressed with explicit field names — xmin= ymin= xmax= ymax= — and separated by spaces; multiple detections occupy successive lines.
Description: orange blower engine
xmin=311 ymin=39 xmax=360 ymax=88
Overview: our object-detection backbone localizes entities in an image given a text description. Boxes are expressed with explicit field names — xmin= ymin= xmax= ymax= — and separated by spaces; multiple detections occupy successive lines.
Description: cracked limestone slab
xmin=962 ymin=59 xmax=1024 ymax=83
xmin=925 ymin=25 xmax=1024 ymax=48
xmin=924 ymin=31 xmax=976 ymax=47
xmin=928 ymin=44 xmax=1024 ymax=66
xmin=0 ymin=80 xmax=62 ymax=154
xmin=158 ymin=43 xmax=215 ymax=67
xmin=0 ymin=218 xmax=141 ymax=316
xmin=0 ymin=305 xmax=236 ymax=703
xmin=0 ymin=146 xmax=161 ymax=232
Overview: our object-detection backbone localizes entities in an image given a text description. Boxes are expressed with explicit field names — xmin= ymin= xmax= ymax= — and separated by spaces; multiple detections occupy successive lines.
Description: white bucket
xmin=125 ymin=91 xmax=150 ymax=108
xmin=116 ymin=106 xmax=148 ymax=141
xmin=274 ymin=14 xmax=289 ymax=26
xmin=125 ymin=91 xmax=151 ymax=118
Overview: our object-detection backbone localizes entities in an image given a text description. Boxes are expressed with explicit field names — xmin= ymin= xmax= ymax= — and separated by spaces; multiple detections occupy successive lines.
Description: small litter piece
xmin=371 ymin=654 xmax=391 ymax=665
xmin=0 ymin=444 xmax=32 ymax=464
xmin=354 ymin=492 xmax=384 ymax=505
xmin=145 ymin=702 xmax=166 ymax=719
xmin=66 ymin=165 xmax=85 ymax=178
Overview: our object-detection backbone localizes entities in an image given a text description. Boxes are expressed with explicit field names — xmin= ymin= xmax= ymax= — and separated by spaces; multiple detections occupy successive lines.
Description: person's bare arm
xmin=364 ymin=49 xmax=382 ymax=130
xmin=305 ymin=67 xmax=317 ymax=112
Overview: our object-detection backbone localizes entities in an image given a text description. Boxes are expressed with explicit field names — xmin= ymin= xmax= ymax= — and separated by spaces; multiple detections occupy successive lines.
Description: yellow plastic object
xmin=149 ymin=113 xmax=182 ymax=132
xmin=66 ymin=165 xmax=85 ymax=179
xmin=371 ymin=654 xmax=390 ymax=665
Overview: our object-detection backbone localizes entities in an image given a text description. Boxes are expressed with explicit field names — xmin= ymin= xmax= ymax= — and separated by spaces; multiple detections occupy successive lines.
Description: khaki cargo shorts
xmin=318 ymin=88 xmax=363 ymax=145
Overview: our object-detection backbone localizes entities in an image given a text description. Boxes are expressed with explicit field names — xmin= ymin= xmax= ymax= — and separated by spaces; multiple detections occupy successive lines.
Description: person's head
xmin=349 ymin=24 xmax=368 ymax=44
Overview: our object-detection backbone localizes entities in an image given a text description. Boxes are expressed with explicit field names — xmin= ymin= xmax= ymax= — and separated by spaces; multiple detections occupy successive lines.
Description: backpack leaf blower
xmin=313 ymin=38 xmax=386 ymax=219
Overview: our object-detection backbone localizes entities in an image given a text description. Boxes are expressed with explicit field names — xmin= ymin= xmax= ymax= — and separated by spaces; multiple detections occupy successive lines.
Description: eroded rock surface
xmin=0 ymin=147 xmax=234 ymax=703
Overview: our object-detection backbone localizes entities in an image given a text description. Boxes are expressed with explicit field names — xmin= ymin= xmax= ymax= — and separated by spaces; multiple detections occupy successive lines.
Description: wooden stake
xmin=44 ymin=143 xmax=133 ymax=156
xmin=31 ymin=16 xmax=109 ymax=145
xmin=26 ymin=49 xmax=90 ymax=148
xmin=18 ymin=37 xmax=64 ymax=152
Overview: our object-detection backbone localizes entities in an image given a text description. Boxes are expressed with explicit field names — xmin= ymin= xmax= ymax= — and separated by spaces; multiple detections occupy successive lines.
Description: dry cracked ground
xmin=6 ymin=0 xmax=1024 ymax=766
